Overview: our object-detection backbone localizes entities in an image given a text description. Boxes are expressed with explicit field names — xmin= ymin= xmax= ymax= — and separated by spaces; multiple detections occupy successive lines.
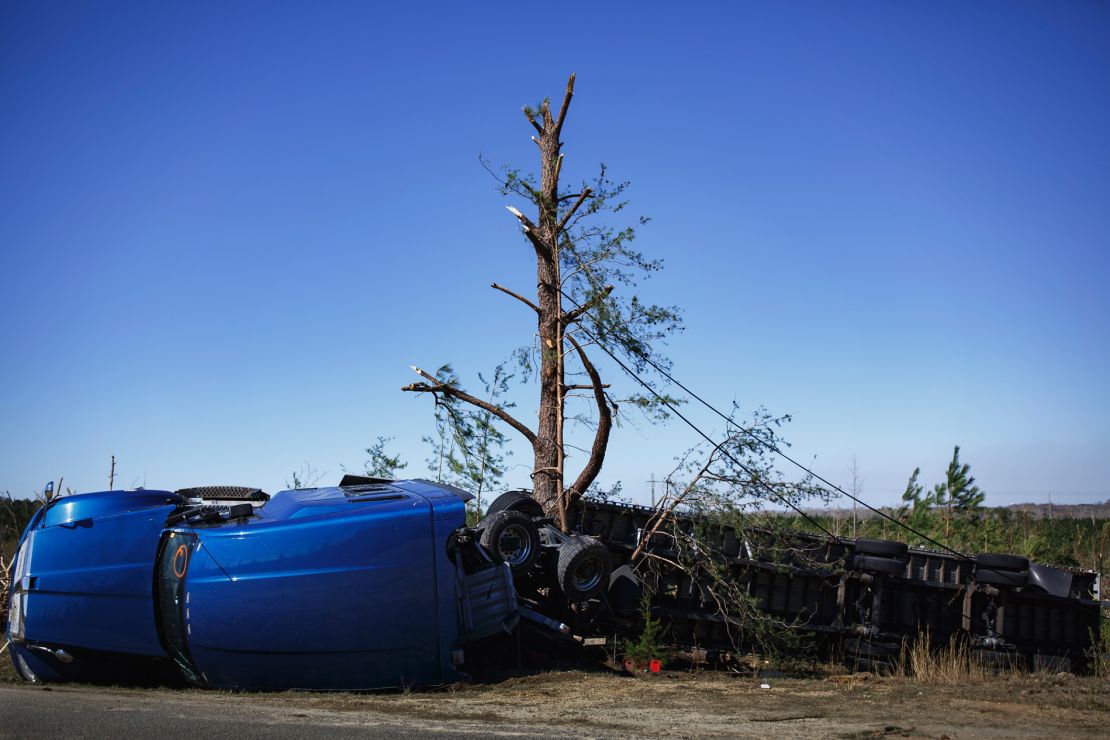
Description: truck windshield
xmin=155 ymin=531 xmax=202 ymax=685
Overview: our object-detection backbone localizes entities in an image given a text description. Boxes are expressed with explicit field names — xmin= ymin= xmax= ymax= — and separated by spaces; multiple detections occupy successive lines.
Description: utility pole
xmin=109 ymin=455 xmax=116 ymax=491
xmin=648 ymin=473 xmax=657 ymax=507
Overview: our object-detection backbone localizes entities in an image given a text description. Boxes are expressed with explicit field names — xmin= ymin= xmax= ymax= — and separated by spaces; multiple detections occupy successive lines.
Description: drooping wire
xmin=556 ymin=300 xmax=844 ymax=543
xmin=561 ymin=289 xmax=971 ymax=559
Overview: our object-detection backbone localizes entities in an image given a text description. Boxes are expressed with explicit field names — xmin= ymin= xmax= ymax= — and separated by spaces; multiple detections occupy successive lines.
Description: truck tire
xmin=557 ymin=536 xmax=612 ymax=600
xmin=479 ymin=511 xmax=540 ymax=573
xmin=485 ymin=490 xmax=544 ymax=519
xmin=854 ymin=538 xmax=908 ymax=557
xmin=851 ymin=555 xmax=906 ymax=576
xmin=976 ymin=553 xmax=1028 ymax=571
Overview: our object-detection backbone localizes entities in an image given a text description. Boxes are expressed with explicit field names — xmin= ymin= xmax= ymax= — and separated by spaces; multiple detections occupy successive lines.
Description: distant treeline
xmin=1 ymin=496 xmax=41 ymax=544
xmin=812 ymin=500 xmax=1110 ymax=521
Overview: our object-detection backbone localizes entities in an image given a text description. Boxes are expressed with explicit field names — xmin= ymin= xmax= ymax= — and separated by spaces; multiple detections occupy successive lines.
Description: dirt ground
xmin=2 ymin=655 xmax=1108 ymax=738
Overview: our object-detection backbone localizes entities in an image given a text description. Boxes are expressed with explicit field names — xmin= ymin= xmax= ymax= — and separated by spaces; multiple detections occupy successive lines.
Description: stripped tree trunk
xmin=403 ymin=74 xmax=612 ymax=530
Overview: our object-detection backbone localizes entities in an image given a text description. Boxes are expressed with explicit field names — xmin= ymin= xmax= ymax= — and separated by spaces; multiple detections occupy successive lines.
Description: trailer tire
xmin=976 ymin=553 xmax=1028 ymax=571
xmin=851 ymin=555 xmax=906 ymax=576
xmin=485 ymin=491 xmax=544 ymax=519
xmin=479 ymin=511 xmax=540 ymax=573
xmin=557 ymin=536 xmax=612 ymax=600
xmin=974 ymin=567 xmax=1028 ymax=587
xmin=854 ymin=538 xmax=908 ymax=557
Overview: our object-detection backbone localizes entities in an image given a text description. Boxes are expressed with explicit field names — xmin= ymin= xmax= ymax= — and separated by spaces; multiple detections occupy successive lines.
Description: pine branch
xmin=631 ymin=442 xmax=725 ymax=562
xmin=402 ymin=366 xmax=537 ymax=445
xmin=523 ymin=108 xmax=542 ymax=134
xmin=556 ymin=187 xmax=593 ymax=233
xmin=563 ymin=284 xmax=614 ymax=324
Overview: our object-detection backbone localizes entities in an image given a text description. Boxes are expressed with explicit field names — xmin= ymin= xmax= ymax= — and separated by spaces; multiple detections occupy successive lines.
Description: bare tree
xmin=286 ymin=462 xmax=326 ymax=490
xmin=403 ymin=74 xmax=680 ymax=528
xmin=849 ymin=454 xmax=863 ymax=539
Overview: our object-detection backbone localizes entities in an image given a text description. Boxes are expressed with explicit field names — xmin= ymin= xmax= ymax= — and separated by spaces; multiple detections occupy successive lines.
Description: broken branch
xmin=523 ymin=107 xmax=542 ymax=134
xmin=631 ymin=443 xmax=725 ymax=562
xmin=556 ymin=187 xmax=593 ymax=233
xmin=505 ymin=205 xmax=537 ymax=232
xmin=505 ymin=205 xmax=550 ymax=255
xmin=403 ymin=366 xmax=537 ymax=445
xmin=554 ymin=73 xmax=575 ymax=138
xmin=563 ymin=284 xmax=614 ymax=324
xmin=491 ymin=283 xmax=540 ymax=313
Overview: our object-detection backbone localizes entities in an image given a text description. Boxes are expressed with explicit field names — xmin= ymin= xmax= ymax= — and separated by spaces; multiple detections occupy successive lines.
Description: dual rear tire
xmin=479 ymin=511 xmax=540 ymax=573
xmin=850 ymin=539 xmax=908 ymax=576
xmin=481 ymin=492 xmax=612 ymax=601
xmin=974 ymin=553 xmax=1029 ymax=587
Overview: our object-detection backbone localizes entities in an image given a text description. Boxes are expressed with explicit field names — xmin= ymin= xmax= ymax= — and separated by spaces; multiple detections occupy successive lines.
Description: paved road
xmin=0 ymin=684 xmax=548 ymax=739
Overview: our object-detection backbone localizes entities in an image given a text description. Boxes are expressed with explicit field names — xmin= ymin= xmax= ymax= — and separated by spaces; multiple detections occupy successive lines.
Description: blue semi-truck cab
xmin=6 ymin=479 xmax=524 ymax=690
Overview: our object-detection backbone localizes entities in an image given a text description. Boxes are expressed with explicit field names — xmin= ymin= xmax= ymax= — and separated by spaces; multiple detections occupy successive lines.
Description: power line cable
xmin=556 ymin=311 xmax=844 ymax=543
xmin=563 ymin=291 xmax=1104 ymax=609
xmin=562 ymin=290 xmax=972 ymax=560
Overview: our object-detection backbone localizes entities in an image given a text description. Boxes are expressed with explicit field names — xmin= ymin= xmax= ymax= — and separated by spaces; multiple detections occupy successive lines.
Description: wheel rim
xmin=573 ymin=555 xmax=604 ymax=592
xmin=497 ymin=524 xmax=532 ymax=566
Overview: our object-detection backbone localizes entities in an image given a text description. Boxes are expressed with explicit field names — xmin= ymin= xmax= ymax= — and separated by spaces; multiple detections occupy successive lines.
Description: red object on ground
xmin=649 ymin=659 xmax=662 ymax=673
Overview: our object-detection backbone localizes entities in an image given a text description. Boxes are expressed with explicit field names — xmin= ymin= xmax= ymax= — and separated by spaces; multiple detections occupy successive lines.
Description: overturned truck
xmin=6 ymin=480 xmax=1103 ymax=689
xmin=557 ymin=495 xmax=1103 ymax=673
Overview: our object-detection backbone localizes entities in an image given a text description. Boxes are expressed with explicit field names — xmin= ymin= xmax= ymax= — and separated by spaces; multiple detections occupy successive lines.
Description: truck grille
xmin=8 ymin=532 xmax=34 ymax=641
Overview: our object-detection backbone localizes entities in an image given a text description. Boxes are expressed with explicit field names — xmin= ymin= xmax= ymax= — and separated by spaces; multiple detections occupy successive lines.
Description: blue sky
xmin=2 ymin=1 xmax=1108 ymax=507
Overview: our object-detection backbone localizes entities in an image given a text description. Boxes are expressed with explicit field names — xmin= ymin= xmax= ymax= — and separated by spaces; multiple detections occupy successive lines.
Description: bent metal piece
xmin=1028 ymin=562 xmax=1074 ymax=599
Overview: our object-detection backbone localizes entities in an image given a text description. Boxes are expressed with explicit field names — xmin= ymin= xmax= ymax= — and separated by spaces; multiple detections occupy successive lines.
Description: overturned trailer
xmin=6 ymin=481 xmax=1103 ymax=689
xmin=549 ymin=495 xmax=1104 ymax=673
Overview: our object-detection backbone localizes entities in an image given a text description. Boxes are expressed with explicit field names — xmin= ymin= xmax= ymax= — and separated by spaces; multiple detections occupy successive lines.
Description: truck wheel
xmin=485 ymin=490 xmax=544 ymax=519
xmin=851 ymin=555 xmax=906 ymax=576
xmin=976 ymin=553 xmax=1028 ymax=571
xmin=854 ymin=538 xmax=908 ymax=557
xmin=557 ymin=536 xmax=612 ymax=600
xmin=479 ymin=511 xmax=540 ymax=573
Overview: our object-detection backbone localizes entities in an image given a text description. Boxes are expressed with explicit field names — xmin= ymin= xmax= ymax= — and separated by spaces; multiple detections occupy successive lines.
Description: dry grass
xmin=896 ymin=632 xmax=1014 ymax=684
